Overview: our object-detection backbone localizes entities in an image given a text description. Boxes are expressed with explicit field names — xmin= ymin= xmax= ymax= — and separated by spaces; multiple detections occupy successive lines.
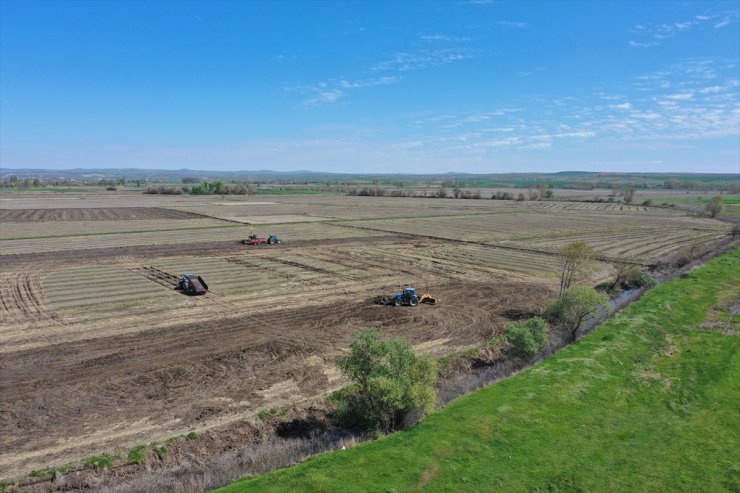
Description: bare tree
xmin=705 ymin=196 xmax=724 ymax=218
xmin=609 ymin=259 xmax=634 ymax=290
xmin=623 ymin=187 xmax=635 ymax=204
xmin=558 ymin=241 xmax=595 ymax=298
xmin=537 ymin=183 xmax=548 ymax=200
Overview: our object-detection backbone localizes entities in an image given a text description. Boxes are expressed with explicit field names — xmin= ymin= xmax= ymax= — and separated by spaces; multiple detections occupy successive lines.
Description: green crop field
xmin=217 ymin=250 xmax=740 ymax=493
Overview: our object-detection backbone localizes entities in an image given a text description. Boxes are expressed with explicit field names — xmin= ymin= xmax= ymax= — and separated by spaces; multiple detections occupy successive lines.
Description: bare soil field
xmin=0 ymin=207 xmax=206 ymax=222
xmin=0 ymin=250 xmax=551 ymax=478
xmin=0 ymin=191 xmax=732 ymax=482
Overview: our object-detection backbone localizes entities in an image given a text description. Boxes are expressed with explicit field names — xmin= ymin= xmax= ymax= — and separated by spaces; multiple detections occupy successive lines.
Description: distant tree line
xmin=143 ymin=180 xmax=257 ymax=195
xmin=1 ymin=176 xmax=45 ymax=187
xmin=664 ymin=179 xmax=739 ymax=193
xmin=189 ymin=180 xmax=256 ymax=195
xmin=143 ymin=185 xmax=184 ymax=195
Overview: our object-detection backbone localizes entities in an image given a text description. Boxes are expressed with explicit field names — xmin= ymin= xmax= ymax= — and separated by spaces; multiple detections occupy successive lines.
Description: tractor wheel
xmin=409 ymin=297 xmax=419 ymax=307
xmin=393 ymin=298 xmax=402 ymax=307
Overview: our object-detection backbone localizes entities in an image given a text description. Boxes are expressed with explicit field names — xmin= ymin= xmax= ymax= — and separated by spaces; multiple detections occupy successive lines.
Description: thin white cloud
xmin=497 ymin=21 xmax=527 ymax=29
xmin=338 ymin=76 xmax=399 ymax=89
xmin=629 ymin=40 xmax=658 ymax=48
xmin=632 ymin=112 xmax=661 ymax=120
xmin=610 ymin=103 xmax=633 ymax=110
xmin=629 ymin=11 xmax=738 ymax=47
xmin=666 ymin=92 xmax=694 ymax=100
xmin=295 ymin=30 xmax=471 ymax=105
xmin=372 ymin=48 xmax=476 ymax=72
xmin=303 ymin=88 xmax=344 ymax=106
xmin=420 ymin=34 xmax=469 ymax=42
xmin=299 ymin=76 xmax=400 ymax=106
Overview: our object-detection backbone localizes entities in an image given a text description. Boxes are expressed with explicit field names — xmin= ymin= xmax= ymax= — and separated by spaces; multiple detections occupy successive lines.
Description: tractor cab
xmin=392 ymin=287 xmax=419 ymax=307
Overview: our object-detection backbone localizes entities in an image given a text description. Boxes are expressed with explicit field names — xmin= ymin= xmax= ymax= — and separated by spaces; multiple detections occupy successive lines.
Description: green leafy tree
xmin=705 ymin=196 xmax=724 ymax=218
xmin=546 ymin=286 xmax=608 ymax=341
xmin=337 ymin=330 xmax=437 ymax=432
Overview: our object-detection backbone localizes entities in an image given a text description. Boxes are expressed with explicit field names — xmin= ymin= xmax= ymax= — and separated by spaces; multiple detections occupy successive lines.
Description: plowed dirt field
xmin=0 ymin=193 xmax=731 ymax=480
xmin=0 ymin=232 xmax=560 ymax=479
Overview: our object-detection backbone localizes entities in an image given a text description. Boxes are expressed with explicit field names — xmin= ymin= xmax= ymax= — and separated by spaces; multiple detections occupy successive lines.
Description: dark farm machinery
xmin=375 ymin=287 xmax=436 ymax=307
xmin=177 ymin=273 xmax=209 ymax=295
xmin=242 ymin=225 xmax=281 ymax=245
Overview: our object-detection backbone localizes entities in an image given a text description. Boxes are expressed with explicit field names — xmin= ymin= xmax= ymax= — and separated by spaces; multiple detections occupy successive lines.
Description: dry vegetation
xmin=0 ymin=191 xmax=733 ymax=484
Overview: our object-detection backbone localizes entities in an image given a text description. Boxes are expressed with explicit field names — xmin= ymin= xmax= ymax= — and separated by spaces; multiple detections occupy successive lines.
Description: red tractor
xmin=243 ymin=235 xmax=281 ymax=245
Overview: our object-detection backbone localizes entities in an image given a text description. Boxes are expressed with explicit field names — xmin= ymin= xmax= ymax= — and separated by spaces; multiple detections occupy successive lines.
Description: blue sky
xmin=1 ymin=0 xmax=739 ymax=174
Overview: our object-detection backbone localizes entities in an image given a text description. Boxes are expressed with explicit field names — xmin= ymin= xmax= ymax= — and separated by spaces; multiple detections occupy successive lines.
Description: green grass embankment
xmin=217 ymin=250 xmax=739 ymax=493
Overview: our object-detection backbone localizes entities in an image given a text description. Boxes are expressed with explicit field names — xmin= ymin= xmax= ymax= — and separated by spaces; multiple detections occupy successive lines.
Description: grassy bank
xmin=217 ymin=250 xmax=739 ymax=493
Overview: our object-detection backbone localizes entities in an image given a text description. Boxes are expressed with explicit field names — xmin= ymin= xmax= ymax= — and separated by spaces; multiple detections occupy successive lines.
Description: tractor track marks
xmin=0 ymin=272 xmax=63 ymax=325
xmin=128 ymin=266 xmax=181 ymax=289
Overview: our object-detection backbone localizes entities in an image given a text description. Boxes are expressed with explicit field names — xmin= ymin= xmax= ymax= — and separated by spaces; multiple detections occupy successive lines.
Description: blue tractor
xmin=392 ymin=287 xmax=420 ymax=307
xmin=375 ymin=287 xmax=436 ymax=307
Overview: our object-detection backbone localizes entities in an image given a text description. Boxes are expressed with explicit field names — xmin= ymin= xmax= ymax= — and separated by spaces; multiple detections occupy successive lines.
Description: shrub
xmin=185 ymin=431 xmax=198 ymax=440
xmin=504 ymin=317 xmax=548 ymax=358
xmin=83 ymin=453 xmax=118 ymax=470
xmin=29 ymin=466 xmax=60 ymax=478
xmin=127 ymin=445 xmax=147 ymax=465
xmin=622 ymin=266 xmax=657 ymax=289
xmin=257 ymin=408 xmax=284 ymax=421
xmin=157 ymin=446 xmax=168 ymax=460
xmin=336 ymin=330 xmax=437 ymax=432
xmin=676 ymin=250 xmax=692 ymax=267
xmin=642 ymin=199 xmax=652 ymax=206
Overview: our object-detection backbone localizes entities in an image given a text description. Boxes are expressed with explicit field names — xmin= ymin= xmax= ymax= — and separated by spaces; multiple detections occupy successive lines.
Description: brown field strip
xmin=0 ymin=222 xmax=386 ymax=255
xmin=0 ymin=218 xmax=232 ymax=240
xmin=0 ymin=207 xmax=207 ymax=222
